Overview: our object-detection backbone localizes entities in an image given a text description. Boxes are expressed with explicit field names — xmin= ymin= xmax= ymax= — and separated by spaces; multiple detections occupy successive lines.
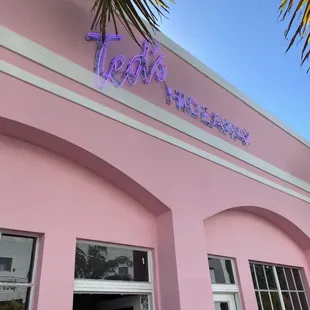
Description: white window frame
xmin=0 ymin=231 xmax=39 ymax=310
xmin=208 ymin=255 xmax=242 ymax=310
xmin=74 ymin=240 xmax=155 ymax=310
xmin=250 ymin=261 xmax=309 ymax=310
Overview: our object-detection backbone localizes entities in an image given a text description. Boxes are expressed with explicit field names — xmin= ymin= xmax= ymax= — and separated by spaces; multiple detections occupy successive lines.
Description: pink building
xmin=1 ymin=1 xmax=310 ymax=310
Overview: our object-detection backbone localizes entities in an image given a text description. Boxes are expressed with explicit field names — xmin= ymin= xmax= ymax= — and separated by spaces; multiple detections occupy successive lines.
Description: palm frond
xmin=74 ymin=245 xmax=134 ymax=280
xmin=279 ymin=0 xmax=310 ymax=69
xmin=90 ymin=0 xmax=174 ymax=46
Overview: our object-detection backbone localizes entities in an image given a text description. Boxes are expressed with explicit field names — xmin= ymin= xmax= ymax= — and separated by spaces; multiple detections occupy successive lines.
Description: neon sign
xmin=165 ymin=85 xmax=250 ymax=145
xmin=86 ymin=32 xmax=167 ymax=88
xmin=86 ymin=32 xmax=250 ymax=146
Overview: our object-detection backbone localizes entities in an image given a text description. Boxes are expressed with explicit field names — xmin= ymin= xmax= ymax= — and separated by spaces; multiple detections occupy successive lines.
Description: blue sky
xmin=159 ymin=0 xmax=310 ymax=141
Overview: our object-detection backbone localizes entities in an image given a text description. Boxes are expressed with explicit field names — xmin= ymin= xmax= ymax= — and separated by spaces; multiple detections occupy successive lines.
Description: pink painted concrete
xmin=204 ymin=210 xmax=310 ymax=309
xmin=1 ymin=58 xmax=310 ymax=310
xmin=1 ymin=46 xmax=309 ymax=200
xmin=1 ymin=1 xmax=310 ymax=310
xmin=1 ymin=0 xmax=310 ymax=184
xmin=0 ymin=135 xmax=157 ymax=310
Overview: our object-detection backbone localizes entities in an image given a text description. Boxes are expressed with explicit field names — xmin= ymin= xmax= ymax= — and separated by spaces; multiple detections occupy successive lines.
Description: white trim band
xmin=143 ymin=23 xmax=310 ymax=147
xmin=1 ymin=61 xmax=310 ymax=205
xmin=0 ymin=26 xmax=310 ymax=194
xmin=74 ymin=279 xmax=153 ymax=294
xmin=211 ymin=284 xmax=239 ymax=293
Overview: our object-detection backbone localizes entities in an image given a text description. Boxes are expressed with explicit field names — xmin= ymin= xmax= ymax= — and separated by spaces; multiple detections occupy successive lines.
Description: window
xmin=0 ymin=257 xmax=12 ymax=272
xmin=0 ymin=233 xmax=37 ymax=310
xmin=74 ymin=240 xmax=154 ymax=304
xmin=208 ymin=256 xmax=241 ymax=310
xmin=250 ymin=262 xmax=309 ymax=310
xmin=208 ymin=256 xmax=235 ymax=285
xmin=75 ymin=241 xmax=149 ymax=282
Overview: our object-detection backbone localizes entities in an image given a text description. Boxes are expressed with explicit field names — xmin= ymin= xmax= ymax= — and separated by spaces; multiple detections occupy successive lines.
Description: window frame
xmin=208 ymin=255 xmax=242 ymax=310
xmin=250 ymin=261 xmax=309 ymax=310
xmin=208 ymin=254 xmax=239 ymax=292
xmin=74 ymin=240 xmax=155 ymax=310
xmin=0 ymin=231 xmax=39 ymax=310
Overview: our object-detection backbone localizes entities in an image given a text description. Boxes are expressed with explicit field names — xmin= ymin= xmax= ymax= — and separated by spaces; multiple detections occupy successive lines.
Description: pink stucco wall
xmin=205 ymin=210 xmax=310 ymax=308
xmin=1 ymin=0 xmax=310 ymax=184
xmin=1 ymin=1 xmax=310 ymax=310
xmin=0 ymin=135 xmax=156 ymax=310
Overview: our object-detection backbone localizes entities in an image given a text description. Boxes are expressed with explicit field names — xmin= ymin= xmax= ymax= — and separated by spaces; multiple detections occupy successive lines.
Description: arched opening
xmin=204 ymin=206 xmax=310 ymax=310
xmin=0 ymin=125 xmax=177 ymax=310
xmin=0 ymin=116 xmax=169 ymax=216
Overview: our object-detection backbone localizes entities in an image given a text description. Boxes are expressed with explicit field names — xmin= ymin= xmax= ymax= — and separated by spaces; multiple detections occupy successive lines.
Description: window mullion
xmin=298 ymin=269 xmax=310 ymax=309
xmin=148 ymin=292 xmax=154 ymax=310
xmin=262 ymin=265 xmax=275 ymax=310
xmin=0 ymin=283 xmax=33 ymax=287
xmin=273 ymin=266 xmax=286 ymax=310
xmin=252 ymin=264 xmax=264 ymax=310
xmin=147 ymin=250 xmax=153 ymax=284
xmin=290 ymin=269 xmax=303 ymax=310
xmin=282 ymin=268 xmax=295 ymax=310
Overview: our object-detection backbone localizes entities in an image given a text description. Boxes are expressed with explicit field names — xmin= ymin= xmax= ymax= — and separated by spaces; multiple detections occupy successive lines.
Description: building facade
xmin=1 ymin=0 xmax=310 ymax=310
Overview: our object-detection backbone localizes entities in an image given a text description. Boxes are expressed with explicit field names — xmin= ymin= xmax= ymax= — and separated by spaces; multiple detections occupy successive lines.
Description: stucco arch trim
xmin=0 ymin=116 xmax=169 ymax=216
xmin=204 ymin=205 xmax=310 ymax=251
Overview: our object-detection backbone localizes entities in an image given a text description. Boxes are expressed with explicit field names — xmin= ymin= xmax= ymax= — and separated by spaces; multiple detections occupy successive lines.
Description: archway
xmin=0 ymin=118 xmax=179 ymax=310
xmin=204 ymin=206 xmax=310 ymax=310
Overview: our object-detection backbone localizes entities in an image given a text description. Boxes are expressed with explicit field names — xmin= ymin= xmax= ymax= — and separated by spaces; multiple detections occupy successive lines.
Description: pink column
xmin=302 ymin=249 xmax=310 ymax=296
xmin=172 ymin=212 xmax=214 ymax=310
xmin=35 ymin=231 xmax=76 ymax=310
xmin=236 ymin=257 xmax=258 ymax=310
xmin=156 ymin=211 xmax=181 ymax=310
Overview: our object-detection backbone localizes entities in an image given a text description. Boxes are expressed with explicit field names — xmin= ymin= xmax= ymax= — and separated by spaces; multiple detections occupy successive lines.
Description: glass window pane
xmin=255 ymin=292 xmax=262 ymax=310
xmin=250 ymin=263 xmax=257 ymax=289
xmin=292 ymin=269 xmax=303 ymax=290
xmin=265 ymin=265 xmax=277 ymax=290
xmin=285 ymin=268 xmax=296 ymax=290
xmin=75 ymin=242 xmax=149 ymax=282
xmin=271 ymin=292 xmax=281 ymax=310
xmin=224 ymin=259 xmax=235 ymax=284
xmin=0 ymin=257 xmax=12 ymax=272
xmin=261 ymin=292 xmax=273 ymax=310
xmin=298 ymin=292 xmax=308 ymax=310
xmin=208 ymin=257 xmax=235 ymax=284
xmin=0 ymin=286 xmax=29 ymax=310
xmin=282 ymin=292 xmax=293 ymax=310
xmin=277 ymin=267 xmax=288 ymax=290
xmin=291 ymin=292 xmax=301 ymax=310
xmin=214 ymin=302 xmax=229 ymax=310
xmin=255 ymin=264 xmax=268 ymax=289
xmin=0 ymin=235 xmax=35 ymax=284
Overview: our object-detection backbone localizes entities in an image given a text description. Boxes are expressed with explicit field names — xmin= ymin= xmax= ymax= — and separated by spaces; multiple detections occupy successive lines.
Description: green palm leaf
xmin=90 ymin=0 xmax=174 ymax=45
xmin=279 ymin=0 xmax=310 ymax=71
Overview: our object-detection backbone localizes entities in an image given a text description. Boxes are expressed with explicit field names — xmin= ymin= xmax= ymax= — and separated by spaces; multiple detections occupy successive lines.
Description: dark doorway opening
xmin=73 ymin=293 xmax=140 ymax=310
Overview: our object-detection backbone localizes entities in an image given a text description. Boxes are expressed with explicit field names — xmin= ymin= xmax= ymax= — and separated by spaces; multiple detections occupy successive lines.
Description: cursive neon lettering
xmin=86 ymin=32 xmax=167 ymax=87
xmin=86 ymin=32 xmax=250 ymax=146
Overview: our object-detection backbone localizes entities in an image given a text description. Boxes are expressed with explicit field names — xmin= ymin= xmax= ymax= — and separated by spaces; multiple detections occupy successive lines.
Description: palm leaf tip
xmin=279 ymin=0 xmax=310 ymax=71
xmin=90 ymin=0 xmax=174 ymax=45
